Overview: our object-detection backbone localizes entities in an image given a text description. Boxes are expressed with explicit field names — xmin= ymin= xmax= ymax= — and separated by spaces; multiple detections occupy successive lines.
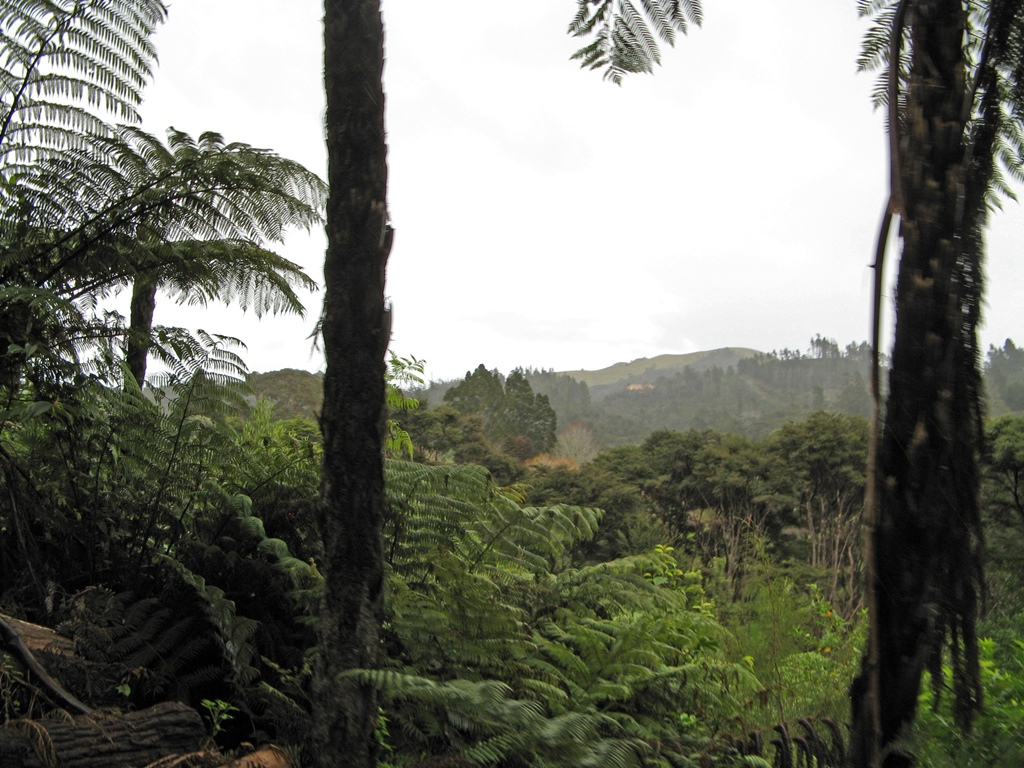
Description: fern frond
xmin=0 ymin=0 xmax=165 ymax=157
xmin=568 ymin=0 xmax=702 ymax=83
xmin=157 ymin=555 xmax=262 ymax=688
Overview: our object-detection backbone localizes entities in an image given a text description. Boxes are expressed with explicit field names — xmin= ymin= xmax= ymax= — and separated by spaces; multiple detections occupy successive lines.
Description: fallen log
xmin=0 ymin=615 xmax=294 ymax=768
xmin=0 ymin=614 xmax=92 ymax=715
xmin=0 ymin=701 xmax=206 ymax=768
xmin=138 ymin=745 xmax=295 ymax=768
xmin=0 ymin=614 xmax=76 ymax=657
xmin=217 ymin=745 xmax=295 ymax=768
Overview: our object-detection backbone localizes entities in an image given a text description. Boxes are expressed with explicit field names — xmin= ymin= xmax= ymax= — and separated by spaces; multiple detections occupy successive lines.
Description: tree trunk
xmin=0 ymin=702 xmax=205 ymax=768
xmin=314 ymin=2 xmax=392 ymax=767
xmin=851 ymin=1 xmax=983 ymax=765
xmin=127 ymin=276 xmax=158 ymax=386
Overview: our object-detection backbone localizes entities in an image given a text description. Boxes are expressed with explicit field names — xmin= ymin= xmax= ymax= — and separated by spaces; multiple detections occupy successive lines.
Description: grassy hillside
xmin=561 ymin=348 xmax=760 ymax=398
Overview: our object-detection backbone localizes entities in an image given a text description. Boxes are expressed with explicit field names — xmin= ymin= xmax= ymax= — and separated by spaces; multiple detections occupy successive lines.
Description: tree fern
xmin=857 ymin=0 xmax=1024 ymax=216
xmin=371 ymin=458 xmax=759 ymax=766
xmin=1 ymin=0 xmax=325 ymax=390
xmin=852 ymin=3 xmax=1024 ymax=756
xmin=0 ymin=0 xmax=166 ymax=160
xmin=569 ymin=0 xmax=702 ymax=83
xmin=55 ymin=587 xmax=224 ymax=707
xmin=158 ymin=555 xmax=262 ymax=689
xmin=1 ymin=124 xmax=324 ymax=386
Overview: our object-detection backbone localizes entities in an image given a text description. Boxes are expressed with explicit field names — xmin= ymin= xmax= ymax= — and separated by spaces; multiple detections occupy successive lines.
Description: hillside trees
xmin=676 ymin=432 xmax=777 ymax=590
xmin=986 ymin=340 xmax=1024 ymax=412
xmin=766 ymin=412 xmax=868 ymax=618
xmin=985 ymin=415 xmax=1024 ymax=525
xmin=524 ymin=367 xmax=593 ymax=426
xmin=444 ymin=365 xmax=557 ymax=458
xmin=526 ymin=417 xmax=869 ymax=613
xmin=980 ymin=415 xmax=1024 ymax=630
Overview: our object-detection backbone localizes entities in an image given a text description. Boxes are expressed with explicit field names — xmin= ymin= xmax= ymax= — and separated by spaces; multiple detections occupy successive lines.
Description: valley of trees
xmin=250 ymin=337 xmax=1024 ymax=449
xmin=2 ymin=2 xmax=1024 ymax=768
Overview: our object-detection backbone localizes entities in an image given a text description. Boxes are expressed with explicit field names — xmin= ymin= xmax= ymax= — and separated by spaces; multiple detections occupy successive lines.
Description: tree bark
xmin=127 ymin=276 xmax=158 ymax=387
xmin=0 ymin=702 xmax=205 ymax=768
xmin=314 ymin=1 xmax=391 ymax=767
xmin=851 ymin=1 xmax=983 ymax=766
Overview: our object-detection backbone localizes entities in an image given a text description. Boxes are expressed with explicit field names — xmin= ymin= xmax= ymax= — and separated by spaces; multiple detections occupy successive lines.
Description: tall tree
xmin=315 ymin=1 xmax=391 ymax=766
xmin=445 ymin=366 xmax=557 ymax=457
xmin=1 ymin=0 xmax=165 ymax=390
xmin=851 ymin=2 xmax=1024 ymax=764
xmin=0 ymin=1 xmax=324 ymax=391
xmin=767 ymin=412 xmax=868 ymax=618
xmin=852 ymin=3 xmax=980 ymax=764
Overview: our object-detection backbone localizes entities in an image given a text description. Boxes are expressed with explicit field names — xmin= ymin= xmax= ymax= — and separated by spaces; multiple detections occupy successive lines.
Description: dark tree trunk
xmin=314 ymin=2 xmax=392 ymax=767
xmin=851 ymin=2 xmax=983 ymax=766
xmin=126 ymin=276 xmax=158 ymax=386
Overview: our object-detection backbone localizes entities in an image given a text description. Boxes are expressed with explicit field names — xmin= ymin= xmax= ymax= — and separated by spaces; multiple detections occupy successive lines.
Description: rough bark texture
xmin=0 ymin=702 xmax=205 ymax=768
xmin=851 ymin=1 xmax=983 ymax=766
xmin=127 ymin=277 xmax=158 ymax=387
xmin=314 ymin=1 xmax=391 ymax=767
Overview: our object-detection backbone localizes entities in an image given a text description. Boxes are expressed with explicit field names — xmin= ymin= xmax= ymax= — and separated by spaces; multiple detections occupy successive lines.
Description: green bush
xmin=911 ymin=637 xmax=1024 ymax=767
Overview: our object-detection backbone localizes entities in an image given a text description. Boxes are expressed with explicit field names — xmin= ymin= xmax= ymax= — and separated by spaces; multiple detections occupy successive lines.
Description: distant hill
xmin=247 ymin=368 xmax=323 ymax=421
xmin=583 ymin=345 xmax=874 ymax=443
xmin=405 ymin=341 xmax=874 ymax=444
xmin=247 ymin=346 xmax=864 ymax=441
xmin=246 ymin=338 xmax=1024 ymax=446
xmin=560 ymin=348 xmax=760 ymax=399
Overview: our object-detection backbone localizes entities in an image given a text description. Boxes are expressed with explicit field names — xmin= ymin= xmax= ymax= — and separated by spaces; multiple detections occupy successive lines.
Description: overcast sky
xmin=136 ymin=0 xmax=1024 ymax=382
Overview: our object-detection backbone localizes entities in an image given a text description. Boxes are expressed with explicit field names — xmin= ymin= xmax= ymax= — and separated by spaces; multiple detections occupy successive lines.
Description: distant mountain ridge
xmin=560 ymin=348 xmax=760 ymax=399
xmin=246 ymin=348 xmax=761 ymax=417
xmin=246 ymin=339 xmax=1024 ymax=445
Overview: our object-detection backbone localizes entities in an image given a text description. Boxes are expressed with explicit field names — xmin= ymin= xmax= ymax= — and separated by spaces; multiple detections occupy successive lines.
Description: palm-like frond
xmin=0 ymin=123 xmax=325 ymax=387
xmin=569 ymin=0 xmax=702 ymax=83
xmin=9 ymin=126 xmax=324 ymax=290
xmin=1 ymin=2 xmax=324 ymax=389
xmin=858 ymin=0 xmax=1024 ymax=210
xmin=0 ymin=0 xmax=166 ymax=159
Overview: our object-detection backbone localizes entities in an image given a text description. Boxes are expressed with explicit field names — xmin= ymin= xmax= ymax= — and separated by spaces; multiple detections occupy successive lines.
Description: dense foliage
xmin=2 ymin=2 xmax=1023 ymax=767
xmin=442 ymin=366 xmax=558 ymax=460
xmin=9 ymin=354 xmax=1021 ymax=766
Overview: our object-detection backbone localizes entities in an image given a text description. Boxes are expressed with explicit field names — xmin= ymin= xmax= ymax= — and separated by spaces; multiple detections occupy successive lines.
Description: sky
xmin=136 ymin=0 xmax=1024 ymax=383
